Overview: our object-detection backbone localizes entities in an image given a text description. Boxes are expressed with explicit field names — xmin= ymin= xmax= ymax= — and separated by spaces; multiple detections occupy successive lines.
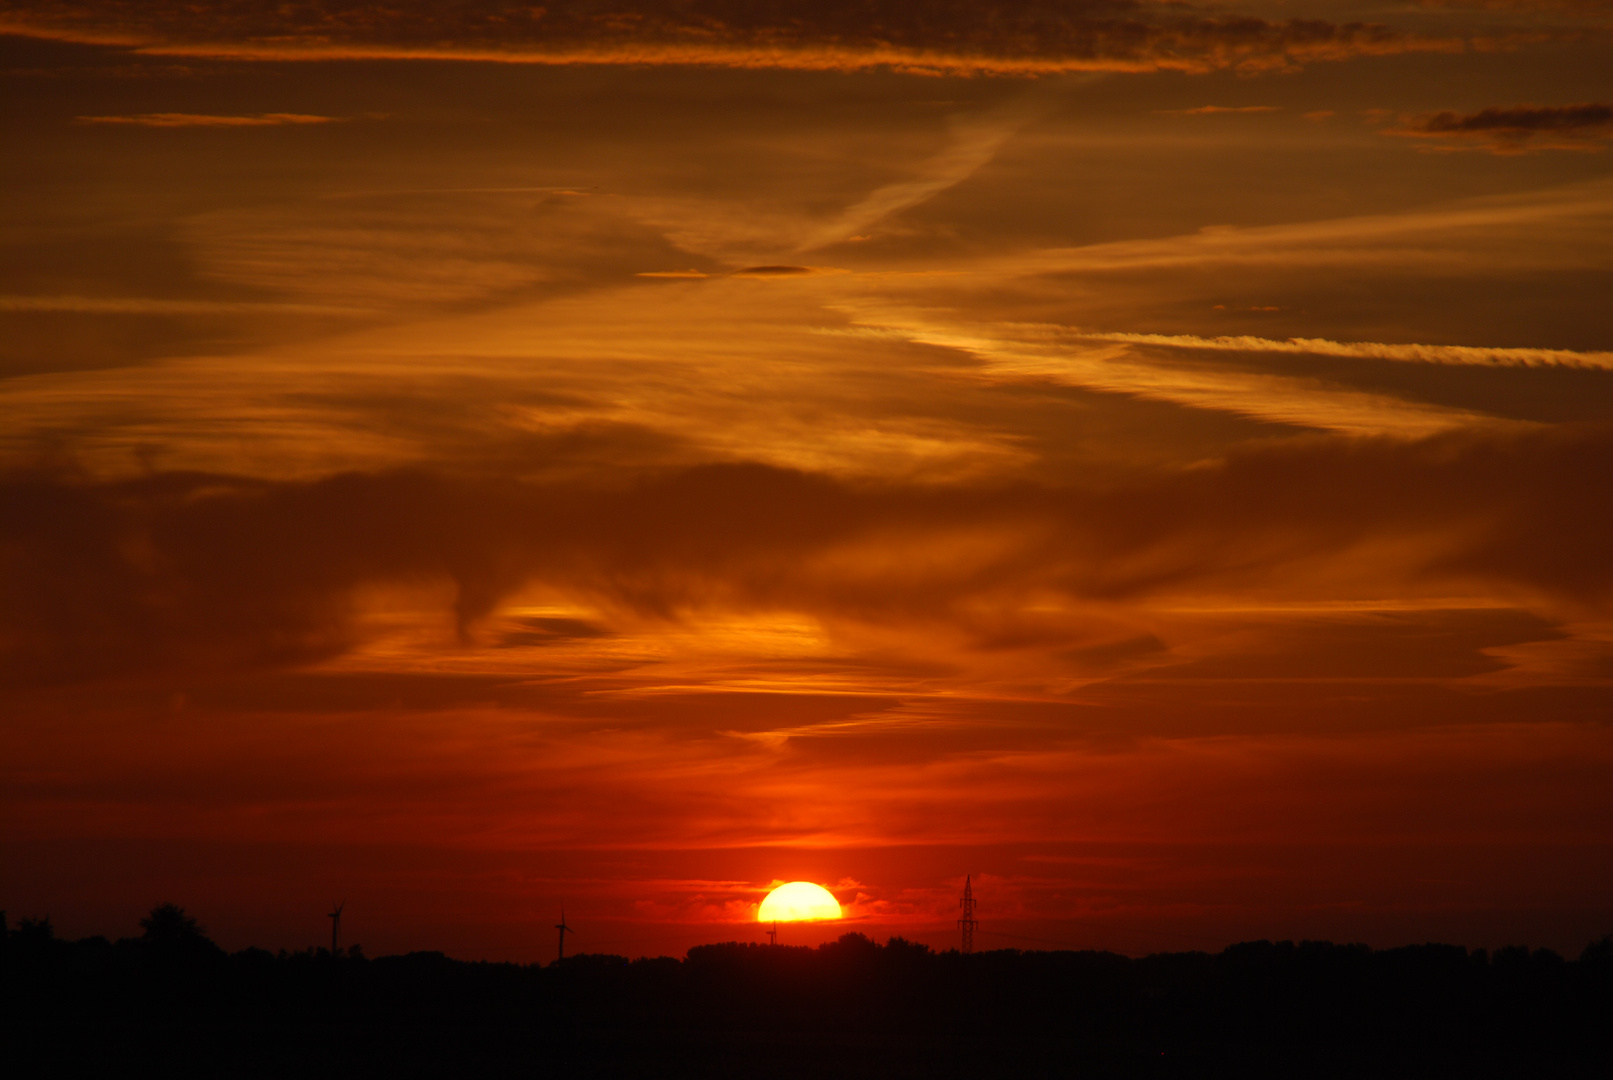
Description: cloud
xmin=1 ymin=1 xmax=1462 ymax=76
xmin=6 ymin=425 xmax=1611 ymax=688
xmin=170 ymin=188 xmax=696 ymax=312
xmin=1155 ymin=106 xmax=1281 ymax=116
xmin=1389 ymin=103 xmax=1613 ymax=154
xmin=1408 ymin=0 xmax=1613 ymax=13
xmin=75 ymin=112 xmax=341 ymax=127
xmin=796 ymin=102 xmax=1041 ymax=251
xmin=1068 ymin=331 xmax=1613 ymax=370
xmin=614 ymin=96 xmax=1051 ymax=263
xmin=731 ymin=265 xmax=823 ymax=278
xmin=0 ymin=294 xmax=362 ymax=315
xmin=955 ymin=176 xmax=1613 ymax=276
xmin=838 ymin=310 xmax=1485 ymax=436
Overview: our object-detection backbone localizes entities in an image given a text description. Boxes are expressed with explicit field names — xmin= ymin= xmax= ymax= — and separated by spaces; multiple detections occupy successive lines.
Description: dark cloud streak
xmin=1391 ymin=102 xmax=1613 ymax=152
xmin=74 ymin=112 xmax=340 ymax=127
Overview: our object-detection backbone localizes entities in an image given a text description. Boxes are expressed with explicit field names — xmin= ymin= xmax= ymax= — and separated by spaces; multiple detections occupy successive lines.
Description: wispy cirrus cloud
xmin=75 ymin=111 xmax=341 ymax=127
xmin=956 ymin=176 xmax=1613 ymax=277
xmin=840 ymin=310 xmax=1486 ymax=437
xmin=796 ymin=100 xmax=1043 ymax=252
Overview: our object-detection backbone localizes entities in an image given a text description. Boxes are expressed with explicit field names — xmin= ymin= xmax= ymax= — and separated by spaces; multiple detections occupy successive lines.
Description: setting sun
xmin=757 ymin=882 xmax=842 ymax=923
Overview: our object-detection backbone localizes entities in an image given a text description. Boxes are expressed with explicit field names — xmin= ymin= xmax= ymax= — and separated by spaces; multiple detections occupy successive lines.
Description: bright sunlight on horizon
xmin=758 ymin=884 xmax=844 ymax=924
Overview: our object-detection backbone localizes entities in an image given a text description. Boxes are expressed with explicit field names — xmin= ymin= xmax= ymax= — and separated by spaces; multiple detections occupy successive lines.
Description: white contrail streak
xmin=1070 ymin=331 xmax=1613 ymax=370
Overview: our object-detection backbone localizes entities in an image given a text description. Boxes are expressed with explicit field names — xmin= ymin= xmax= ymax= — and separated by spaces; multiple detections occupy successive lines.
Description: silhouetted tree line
xmin=5 ymin=906 xmax=1610 ymax=1078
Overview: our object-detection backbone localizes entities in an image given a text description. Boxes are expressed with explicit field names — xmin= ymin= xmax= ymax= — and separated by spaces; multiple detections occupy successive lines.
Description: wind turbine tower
xmin=555 ymin=908 xmax=575 ymax=962
xmin=328 ymin=900 xmax=345 ymax=955
xmin=958 ymin=876 xmax=978 ymax=954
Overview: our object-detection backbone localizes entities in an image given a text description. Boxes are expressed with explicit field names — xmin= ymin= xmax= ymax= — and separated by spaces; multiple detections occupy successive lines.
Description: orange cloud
xmin=5 ymin=425 xmax=1611 ymax=688
xmin=0 ymin=1 xmax=1464 ymax=76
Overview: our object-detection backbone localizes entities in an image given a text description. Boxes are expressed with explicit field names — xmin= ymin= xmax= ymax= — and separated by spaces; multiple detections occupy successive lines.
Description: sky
xmin=3 ymin=1 xmax=1611 ymax=962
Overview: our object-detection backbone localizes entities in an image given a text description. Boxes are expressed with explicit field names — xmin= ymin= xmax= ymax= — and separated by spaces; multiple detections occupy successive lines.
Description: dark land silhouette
xmin=6 ymin=907 xmax=1610 ymax=1078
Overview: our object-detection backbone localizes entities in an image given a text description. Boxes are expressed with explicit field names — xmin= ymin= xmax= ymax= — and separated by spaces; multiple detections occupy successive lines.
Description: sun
xmin=757 ymin=881 xmax=842 ymax=922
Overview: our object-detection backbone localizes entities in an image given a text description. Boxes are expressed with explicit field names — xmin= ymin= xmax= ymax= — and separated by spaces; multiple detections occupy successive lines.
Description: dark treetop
xmin=6 ymin=907 xmax=1610 ymax=1079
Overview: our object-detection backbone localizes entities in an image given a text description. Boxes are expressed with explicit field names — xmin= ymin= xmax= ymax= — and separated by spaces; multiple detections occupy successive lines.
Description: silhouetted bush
xmin=5 ymin=917 xmax=1609 ymax=1078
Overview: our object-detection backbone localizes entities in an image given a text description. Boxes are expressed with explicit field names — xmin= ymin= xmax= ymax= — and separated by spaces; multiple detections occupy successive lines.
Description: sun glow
xmin=757 ymin=882 xmax=842 ymax=922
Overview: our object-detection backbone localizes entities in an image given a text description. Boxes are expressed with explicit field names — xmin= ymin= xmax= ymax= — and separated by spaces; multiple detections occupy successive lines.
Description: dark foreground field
xmin=7 ymin=910 xmax=1610 ymax=1079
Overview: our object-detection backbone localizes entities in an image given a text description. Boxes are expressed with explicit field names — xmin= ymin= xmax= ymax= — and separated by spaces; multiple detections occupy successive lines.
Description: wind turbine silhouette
xmin=328 ymin=900 xmax=345 ymax=955
xmin=555 ymin=907 xmax=574 ymax=962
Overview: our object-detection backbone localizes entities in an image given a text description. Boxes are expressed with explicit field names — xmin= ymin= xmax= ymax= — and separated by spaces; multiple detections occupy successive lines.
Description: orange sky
xmin=3 ymin=1 xmax=1611 ymax=961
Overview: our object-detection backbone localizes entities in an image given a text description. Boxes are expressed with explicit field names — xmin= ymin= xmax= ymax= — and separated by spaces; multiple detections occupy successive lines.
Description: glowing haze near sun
xmin=758 ymin=883 xmax=843 ymax=923
xmin=1 ymin=1 xmax=1610 ymax=963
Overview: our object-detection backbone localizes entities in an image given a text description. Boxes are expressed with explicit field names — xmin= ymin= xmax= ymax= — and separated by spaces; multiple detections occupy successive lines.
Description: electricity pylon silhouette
xmin=767 ymin=920 xmax=778 ymax=946
xmin=555 ymin=907 xmax=575 ymax=962
xmin=328 ymin=900 xmax=345 ymax=955
xmin=958 ymin=876 xmax=978 ymax=954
